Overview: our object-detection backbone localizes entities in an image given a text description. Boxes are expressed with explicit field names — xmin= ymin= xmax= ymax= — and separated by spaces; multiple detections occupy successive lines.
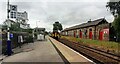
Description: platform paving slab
xmin=2 ymin=37 xmax=63 ymax=63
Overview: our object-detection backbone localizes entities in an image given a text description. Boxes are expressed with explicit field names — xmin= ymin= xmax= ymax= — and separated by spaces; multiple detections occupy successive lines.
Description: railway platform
xmin=1 ymin=36 xmax=94 ymax=64
xmin=49 ymin=36 xmax=94 ymax=64
xmin=2 ymin=37 xmax=63 ymax=63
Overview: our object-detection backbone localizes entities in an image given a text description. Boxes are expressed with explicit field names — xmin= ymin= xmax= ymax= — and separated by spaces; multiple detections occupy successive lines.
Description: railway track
xmin=58 ymin=38 xmax=120 ymax=64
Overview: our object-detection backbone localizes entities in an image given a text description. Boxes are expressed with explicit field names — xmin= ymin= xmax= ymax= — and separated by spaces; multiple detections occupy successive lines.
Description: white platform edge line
xmin=52 ymin=38 xmax=96 ymax=63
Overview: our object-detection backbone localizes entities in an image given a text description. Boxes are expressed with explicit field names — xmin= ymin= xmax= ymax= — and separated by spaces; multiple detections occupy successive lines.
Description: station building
xmin=61 ymin=18 xmax=110 ymax=41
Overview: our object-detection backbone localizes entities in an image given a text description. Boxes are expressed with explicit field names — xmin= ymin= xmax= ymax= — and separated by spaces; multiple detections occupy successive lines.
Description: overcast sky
xmin=0 ymin=0 xmax=114 ymax=32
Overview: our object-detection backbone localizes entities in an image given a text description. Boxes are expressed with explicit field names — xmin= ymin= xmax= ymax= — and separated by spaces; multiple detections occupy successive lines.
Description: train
xmin=51 ymin=31 xmax=60 ymax=40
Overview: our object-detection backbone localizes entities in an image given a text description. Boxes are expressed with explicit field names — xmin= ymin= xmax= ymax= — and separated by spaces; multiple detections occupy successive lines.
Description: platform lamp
xmin=6 ymin=0 xmax=13 ymax=56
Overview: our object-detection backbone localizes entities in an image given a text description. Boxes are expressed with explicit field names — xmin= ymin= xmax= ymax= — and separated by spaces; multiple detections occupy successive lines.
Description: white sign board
xmin=10 ymin=5 xmax=17 ymax=12
xmin=17 ymin=11 xmax=28 ymax=20
xmin=10 ymin=5 xmax=17 ymax=19
xmin=10 ymin=11 xmax=17 ymax=18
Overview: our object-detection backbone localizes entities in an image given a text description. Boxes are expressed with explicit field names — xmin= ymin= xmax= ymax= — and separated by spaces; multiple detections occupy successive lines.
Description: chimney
xmin=88 ymin=19 xmax=91 ymax=23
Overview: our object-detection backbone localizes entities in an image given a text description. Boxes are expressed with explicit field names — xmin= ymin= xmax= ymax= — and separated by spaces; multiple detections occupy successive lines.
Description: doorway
xmin=89 ymin=29 xmax=92 ymax=39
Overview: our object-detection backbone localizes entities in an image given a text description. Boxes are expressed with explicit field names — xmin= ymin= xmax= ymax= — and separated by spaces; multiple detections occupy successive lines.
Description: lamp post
xmin=36 ymin=21 xmax=40 ymax=33
xmin=36 ymin=21 xmax=38 ymax=28
xmin=36 ymin=21 xmax=40 ymax=40
xmin=6 ymin=0 xmax=13 ymax=56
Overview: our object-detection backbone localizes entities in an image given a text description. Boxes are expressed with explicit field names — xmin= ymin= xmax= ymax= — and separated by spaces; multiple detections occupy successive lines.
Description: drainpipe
xmin=94 ymin=26 xmax=96 ymax=40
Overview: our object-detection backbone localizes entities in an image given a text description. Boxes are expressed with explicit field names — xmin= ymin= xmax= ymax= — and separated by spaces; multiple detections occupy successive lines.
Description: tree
xmin=106 ymin=1 xmax=120 ymax=17
xmin=10 ymin=22 xmax=21 ymax=31
xmin=22 ymin=28 xmax=33 ymax=34
xmin=112 ymin=16 xmax=120 ymax=41
xmin=106 ymin=1 xmax=120 ymax=41
xmin=53 ymin=21 xmax=63 ymax=32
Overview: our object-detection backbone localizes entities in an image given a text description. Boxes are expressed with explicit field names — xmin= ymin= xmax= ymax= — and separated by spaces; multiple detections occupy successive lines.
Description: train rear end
xmin=51 ymin=32 xmax=60 ymax=40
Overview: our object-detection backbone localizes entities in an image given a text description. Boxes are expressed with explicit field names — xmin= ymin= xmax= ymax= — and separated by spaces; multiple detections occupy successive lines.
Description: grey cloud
xmin=43 ymin=2 xmax=113 ymax=30
xmin=0 ymin=0 xmax=109 ymax=2
xmin=110 ymin=0 xmax=120 ymax=2
xmin=0 ymin=1 xmax=114 ymax=31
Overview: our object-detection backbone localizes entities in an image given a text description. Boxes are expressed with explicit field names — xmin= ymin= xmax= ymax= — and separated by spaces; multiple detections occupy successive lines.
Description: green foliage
xmin=53 ymin=21 xmax=63 ymax=32
xmin=112 ymin=16 xmax=120 ymax=40
xmin=53 ymin=23 xmax=58 ymax=31
xmin=106 ymin=1 xmax=120 ymax=16
xmin=112 ymin=16 xmax=120 ymax=32
xmin=62 ymin=36 xmax=119 ymax=51
xmin=106 ymin=1 xmax=120 ymax=42
xmin=9 ymin=22 xmax=33 ymax=34
xmin=23 ymin=28 xmax=33 ymax=34
xmin=26 ymin=34 xmax=34 ymax=43
xmin=10 ymin=22 xmax=21 ymax=31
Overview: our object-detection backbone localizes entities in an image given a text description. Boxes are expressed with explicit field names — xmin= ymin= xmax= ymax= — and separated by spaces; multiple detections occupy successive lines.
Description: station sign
xmin=10 ymin=33 xmax=13 ymax=38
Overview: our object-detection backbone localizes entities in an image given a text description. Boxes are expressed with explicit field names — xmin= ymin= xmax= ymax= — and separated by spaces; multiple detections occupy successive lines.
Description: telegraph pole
xmin=7 ymin=0 xmax=12 ymax=56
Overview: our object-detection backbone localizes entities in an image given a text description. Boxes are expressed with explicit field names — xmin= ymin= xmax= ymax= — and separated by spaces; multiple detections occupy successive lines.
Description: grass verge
xmin=61 ymin=36 xmax=119 ymax=54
